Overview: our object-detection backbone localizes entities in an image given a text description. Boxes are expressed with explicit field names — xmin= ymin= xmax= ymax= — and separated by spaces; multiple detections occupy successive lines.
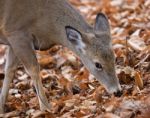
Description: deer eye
xmin=95 ymin=62 xmax=103 ymax=71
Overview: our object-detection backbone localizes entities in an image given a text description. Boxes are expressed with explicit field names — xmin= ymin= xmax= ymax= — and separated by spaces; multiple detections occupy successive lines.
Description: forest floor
xmin=0 ymin=0 xmax=150 ymax=118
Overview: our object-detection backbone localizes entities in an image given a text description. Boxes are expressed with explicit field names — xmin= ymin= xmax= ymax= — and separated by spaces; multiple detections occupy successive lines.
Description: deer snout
xmin=114 ymin=89 xmax=123 ymax=97
xmin=106 ymin=83 xmax=122 ymax=97
xmin=113 ymin=83 xmax=122 ymax=97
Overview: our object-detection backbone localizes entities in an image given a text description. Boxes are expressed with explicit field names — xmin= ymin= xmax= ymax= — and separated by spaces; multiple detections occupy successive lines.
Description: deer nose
xmin=114 ymin=90 xmax=123 ymax=97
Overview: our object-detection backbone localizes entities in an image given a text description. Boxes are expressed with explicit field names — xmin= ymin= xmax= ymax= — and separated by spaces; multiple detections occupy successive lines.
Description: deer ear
xmin=95 ymin=13 xmax=110 ymax=32
xmin=65 ymin=26 xmax=86 ymax=53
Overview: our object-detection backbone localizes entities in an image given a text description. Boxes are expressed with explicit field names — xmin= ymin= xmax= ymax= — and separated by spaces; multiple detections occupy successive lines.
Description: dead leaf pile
xmin=0 ymin=0 xmax=150 ymax=118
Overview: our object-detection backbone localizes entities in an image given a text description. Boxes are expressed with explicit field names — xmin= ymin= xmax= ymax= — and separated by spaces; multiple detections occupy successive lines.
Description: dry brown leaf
xmin=128 ymin=36 xmax=146 ymax=51
xmin=134 ymin=71 xmax=143 ymax=89
xmin=94 ymin=86 xmax=104 ymax=104
xmin=0 ymin=111 xmax=19 ymax=118
xmin=96 ymin=113 xmax=120 ymax=118
xmin=38 ymin=56 xmax=55 ymax=67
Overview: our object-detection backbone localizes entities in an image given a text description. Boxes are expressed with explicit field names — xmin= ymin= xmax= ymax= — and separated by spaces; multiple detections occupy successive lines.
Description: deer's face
xmin=65 ymin=13 xmax=121 ymax=95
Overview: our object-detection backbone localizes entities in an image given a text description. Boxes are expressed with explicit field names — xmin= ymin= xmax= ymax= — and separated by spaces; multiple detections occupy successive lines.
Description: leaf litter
xmin=0 ymin=0 xmax=150 ymax=117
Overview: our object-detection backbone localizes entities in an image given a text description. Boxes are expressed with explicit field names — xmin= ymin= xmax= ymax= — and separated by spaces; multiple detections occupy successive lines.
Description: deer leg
xmin=7 ymin=32 xmax=51 ymax=112
xmin=0 ymin=46 xmax=19 ymax=113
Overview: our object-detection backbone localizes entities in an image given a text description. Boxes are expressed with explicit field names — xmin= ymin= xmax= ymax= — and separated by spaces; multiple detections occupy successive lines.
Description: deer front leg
xmin=7 ymin=32 xmax=51 ymax=112
xmin=0 ymin=47 xmax=19 ymax=113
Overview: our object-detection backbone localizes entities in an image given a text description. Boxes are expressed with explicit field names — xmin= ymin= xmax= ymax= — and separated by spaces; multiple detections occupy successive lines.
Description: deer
xmin=0 ymin=0 xmax=122 ymax=113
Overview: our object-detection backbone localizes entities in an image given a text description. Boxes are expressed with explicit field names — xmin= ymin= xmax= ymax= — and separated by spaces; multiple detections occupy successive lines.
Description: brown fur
xmin=0 ymin=0 xmax=121 ymax=113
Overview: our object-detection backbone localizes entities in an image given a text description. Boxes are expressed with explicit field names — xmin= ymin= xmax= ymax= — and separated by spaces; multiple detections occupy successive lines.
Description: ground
xmin=0 ymin=0 xmax=150 ymax=118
